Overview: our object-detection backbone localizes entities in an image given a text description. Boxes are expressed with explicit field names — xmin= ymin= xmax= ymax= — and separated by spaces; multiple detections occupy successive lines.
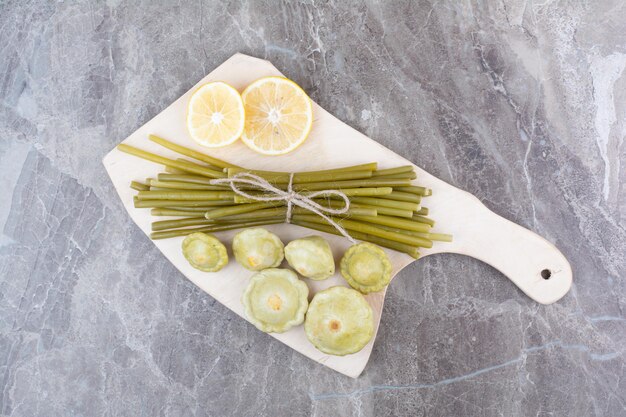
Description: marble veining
xmin=1 ymin=1 xmax=625 ymax=416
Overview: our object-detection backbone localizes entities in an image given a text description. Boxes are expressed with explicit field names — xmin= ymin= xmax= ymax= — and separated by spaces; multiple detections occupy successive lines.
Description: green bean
xmin=157 ymin=174 xmax=214 ymax=185
xmin=163 ymin=166 xmax=188 ymax=174
xmin=228 ymin=169 xmax=373 ymax=184
xmin=317 ymin=162 xmax=379 ymax=173
xmin=150 ymin=219 xmax=283 ymax=240
xmin=416 ymin=207 xmax=429 ymax=216
xmin=226 ymin=162 xmax=378 ymax=178
xmin=151 ymin=209 xmax=211 ymax=217
xmin=215 ymin=205 xmax=377 ymax=222
xmin=394 ymin=185 xmax=432 ymax=196
xmin=130 ymin=181 xmax=150 ymax=191
xmin=292 ymin=178 xmax=412 ymax=191
xmin=136 ymin=190 xmax=235 ymax=201
xmin=349 ymin=197 xmax=419 ymax=212
xmin=307 ymin=187 xmax=392 ymax=197
xmin=413 ymin=215 xmax=435 ymax=227
xmin=372 ymin=223 xmax=452 ymax=242
xmin=204 ymin=202 xmax=280 ymax=219
xmin=215 ymin=208 xmax=288 ymax=221
xmin=342 ymin=187 xmax=393 ymax=196
xmin=322 ymin=206 xmax=377 ymax=217
xmin=229 ymin=198 xmax=283 ymax=208
xmin=165 ymin=206 xmax=226 ymax=212
xmin=351 ymin=214 xmax=431 ymax=233
xmin=134 ymin=200 xmax=234 ymax=208
xmin=291 ymin=220 xmax=420 ymax=259
xmin=117 ymin=144 xmax=226 ymax=179
xmin=425 ymin=232 xmax=452 ymax=242
xmin=160 ymin=176 xmax=259 ymax=191
xmin=371 ymin=166 xmax=414 ymax=177
xmin=232 ymin=187 xmax=393 ymax=203
xmin=152 ymin=217 xmax=213 ymax=231
xmin=292 ymin=214 xmax=432 ymax=248
xmin=316 ymin=199 xmax=376 ymax=216
xmin=174 ymin=158 xmax=222 ymax=172
xmin=148 ymin=179 xmax=228 ymax=191
xmin=349 ymin=204 xmax=413 ymax=218
xmin=149 ymin=134 xmax=241 ymax=169
xmin=381 ymin=191 xmax=421 ymax=204
xmin=217 ymin=199 xmax=378 ymax=217
xmin=374 ymin=172 xmax=417 ymax=180
xmin=152 ymin=215 xmax=288 ymax=231
xmin=174 ymin=159 xmax=227 ymax=177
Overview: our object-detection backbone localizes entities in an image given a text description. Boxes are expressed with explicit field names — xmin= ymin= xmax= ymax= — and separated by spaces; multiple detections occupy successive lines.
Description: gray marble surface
xmin=1 ymin=1 xmax=625 ymax=416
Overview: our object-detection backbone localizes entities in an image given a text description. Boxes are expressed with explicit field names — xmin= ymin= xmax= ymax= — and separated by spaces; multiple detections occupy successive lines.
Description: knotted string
xmin=285 ymin=173 xmax=295 ymax=224
xmin=210 ymin=172 xmax=356 ymax=243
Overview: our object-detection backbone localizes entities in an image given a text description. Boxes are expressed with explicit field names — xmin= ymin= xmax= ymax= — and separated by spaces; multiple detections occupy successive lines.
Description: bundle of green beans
xmin=119 ymin=134 xmax=451 ymax=258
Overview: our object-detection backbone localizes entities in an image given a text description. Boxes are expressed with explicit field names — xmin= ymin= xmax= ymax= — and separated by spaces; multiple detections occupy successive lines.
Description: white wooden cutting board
xmin=103 ymin=53 xmax=572 ymax=378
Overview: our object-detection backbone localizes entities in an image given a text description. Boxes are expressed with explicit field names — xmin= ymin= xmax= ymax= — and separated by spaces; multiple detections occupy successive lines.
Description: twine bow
xmin=210 ymin=172 xmax=356 ymax=243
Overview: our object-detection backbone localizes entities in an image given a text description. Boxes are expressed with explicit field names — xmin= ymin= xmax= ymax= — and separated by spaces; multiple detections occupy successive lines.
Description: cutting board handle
xmin=433 ymin=190 xmax=573 ymax=304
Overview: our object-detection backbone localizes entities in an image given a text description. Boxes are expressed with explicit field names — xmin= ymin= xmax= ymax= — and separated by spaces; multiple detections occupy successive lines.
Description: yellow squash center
xmin=267 ymin=294 xmax=283 ymax=311
xmin=329 ymin=319 xmax=342 ymax=332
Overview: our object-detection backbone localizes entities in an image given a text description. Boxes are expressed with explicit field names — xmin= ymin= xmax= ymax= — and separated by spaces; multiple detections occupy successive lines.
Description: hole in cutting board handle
xmin=541 ymin=269 xmax=552 ymax=280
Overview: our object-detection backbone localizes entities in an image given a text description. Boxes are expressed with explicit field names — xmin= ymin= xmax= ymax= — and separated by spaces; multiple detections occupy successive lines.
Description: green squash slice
xmin=181 ymin=232 xmax=229 ymax=272
xmin=304 ymin=286 xmax=374 ymax=355
xmin=232 ymin=228 xmax=284 ymax=271
xmin=285 ymin=235 xmax=335 ymax=280
xmin=340 ymin=242 xmax=392 ymax=293
xmin=242 ymin=268 xmax=309 ymax=333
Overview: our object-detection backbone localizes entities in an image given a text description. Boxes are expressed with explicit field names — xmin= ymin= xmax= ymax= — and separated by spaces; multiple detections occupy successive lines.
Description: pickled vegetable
xmin=123 ymin=138 xmax=450 ymax=248
xmin=232 ymin=228 xmax=284 ymax=271
xmin=181 ymin=232 xmax=228 ymax=272
xmin=242 ymin=268 xmax=309 ymax=333
xmin=304 ymin=286 xmax=373 ymax=355
xmin=340 ymin=242 xmax=392 ymax=293
xmin=284 ymin=236 xmax=335 ymax=280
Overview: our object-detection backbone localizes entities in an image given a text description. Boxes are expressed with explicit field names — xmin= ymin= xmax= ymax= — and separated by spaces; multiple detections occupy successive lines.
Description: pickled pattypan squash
xmin=242 ymin=268 xmax=309 ymax=333
xmin=181 ymin=233 xmax=228 ymax=272
xmin=340 ymin=242 xmax=392 ymax=293
xmin=232 ymin=228 xmax=284 ymax=271
xmin=285 ymin=235 xmax=335 ymax=280
xmin=304 ymin=286 xmax=373 ymax=355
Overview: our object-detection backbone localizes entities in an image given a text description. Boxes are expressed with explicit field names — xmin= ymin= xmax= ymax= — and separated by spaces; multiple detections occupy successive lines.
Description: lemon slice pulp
xmin=187 ymin=82 xmax=245 ymax=147
xmin=241 ymin=76 xmax=313 ymax=155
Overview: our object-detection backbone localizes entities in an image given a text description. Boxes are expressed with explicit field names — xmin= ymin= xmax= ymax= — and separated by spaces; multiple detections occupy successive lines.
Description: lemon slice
xmin=241 ymin=76 xmax=313 ymax=155
xmin=187 ymin=82 xmax=245 ymax=147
